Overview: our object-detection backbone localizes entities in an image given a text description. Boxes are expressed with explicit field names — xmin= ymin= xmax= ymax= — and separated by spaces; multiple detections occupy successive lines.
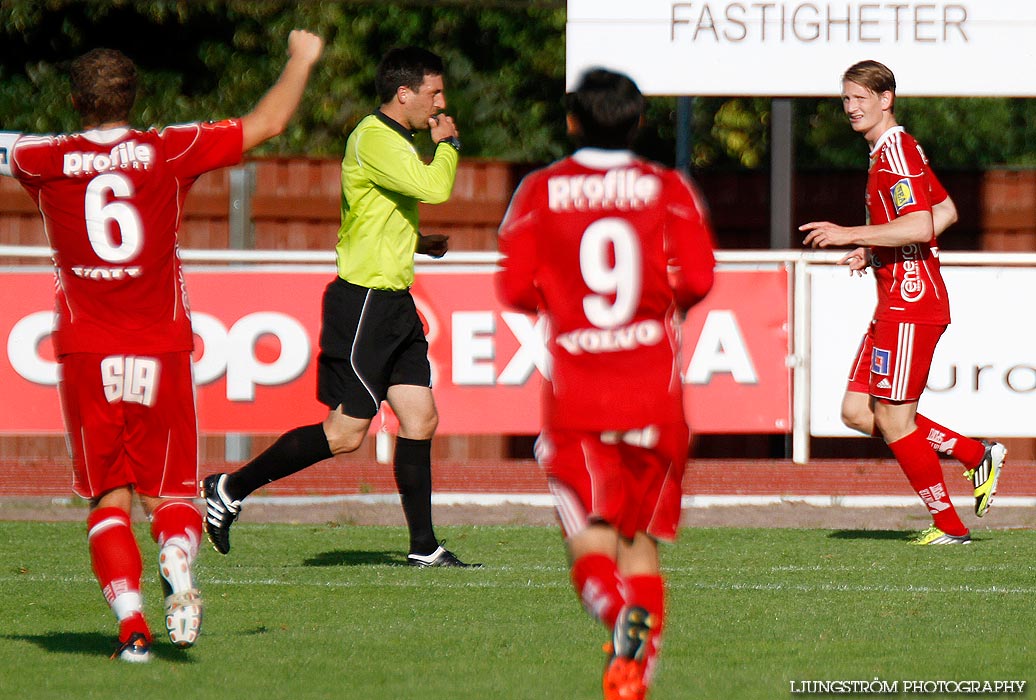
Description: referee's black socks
xmin=393 ymin=437 xmax=438 ymax=556
xmin=224 ymin=423 xmax=332 ymax=501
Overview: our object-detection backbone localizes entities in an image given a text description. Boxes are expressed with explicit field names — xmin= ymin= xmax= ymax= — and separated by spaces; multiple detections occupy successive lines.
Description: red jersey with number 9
xmin=3 ymin=121 xmax=243 ymax=356
xmin=496 ymin=149 xmax=716 ymax=431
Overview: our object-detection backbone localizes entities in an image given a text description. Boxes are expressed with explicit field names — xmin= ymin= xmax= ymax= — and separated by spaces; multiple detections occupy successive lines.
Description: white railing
xmin=7 ymin=245 xmax=1036 ymax=266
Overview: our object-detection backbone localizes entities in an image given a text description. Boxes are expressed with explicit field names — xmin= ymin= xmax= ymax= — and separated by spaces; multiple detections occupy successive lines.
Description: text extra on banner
xmin=0 ymin=266 xmax=791 ymax=435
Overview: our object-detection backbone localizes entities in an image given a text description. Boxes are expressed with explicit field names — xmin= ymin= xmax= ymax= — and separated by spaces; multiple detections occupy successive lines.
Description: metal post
xmin=675 ymin=96 xmax=694 ymax=176
xmin=228 ymin=163 xmax=256 ymax=251
xmin=770 ymin=98 xmax=795 ymax=250
xmin=792 ymin=256 xmax=811 ymax=463
xmin=224 ymin=164 xmax=256 ymax=462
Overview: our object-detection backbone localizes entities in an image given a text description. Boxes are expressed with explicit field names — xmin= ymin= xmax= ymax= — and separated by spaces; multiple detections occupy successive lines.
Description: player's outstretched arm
xmin=800 ymin=210 xmax=933 ymax=249
xmin=241 ymin=29 xmax=324 ymax=152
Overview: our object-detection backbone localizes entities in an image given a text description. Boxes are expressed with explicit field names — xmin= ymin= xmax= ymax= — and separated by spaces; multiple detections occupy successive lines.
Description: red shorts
xmin=847 ymin=320 xmax=946 ymax=403
xmin=59 ymin=351 xmax=199 ymax=499
xmin=537 ymin=422 xmax=689 ymax=542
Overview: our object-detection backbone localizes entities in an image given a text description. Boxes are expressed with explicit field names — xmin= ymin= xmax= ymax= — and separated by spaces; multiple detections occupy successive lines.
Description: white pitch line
xmin=244 ymin=493 xmax=558 ymax=507
xmin=237 ymin=493 xmax=1036 ymax=509
xmin=0 ymin=572 xmax=570 ymax=590
xmin=682 ymin=495 xmax=1036 ymax=508
xmin=684 ymin=581 xmax=1036 ymax=595
xmin=7 ymin=573 xmax=1035 ymax=596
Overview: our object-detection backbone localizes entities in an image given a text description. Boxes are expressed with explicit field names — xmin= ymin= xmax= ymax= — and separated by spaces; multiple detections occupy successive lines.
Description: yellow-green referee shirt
xmin=337 ymin=111 xmax=459 ymax=290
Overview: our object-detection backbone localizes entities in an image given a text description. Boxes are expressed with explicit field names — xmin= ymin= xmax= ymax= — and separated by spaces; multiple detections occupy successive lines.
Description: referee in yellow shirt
xmin=203 ymin=46 xmax=478 ymax=568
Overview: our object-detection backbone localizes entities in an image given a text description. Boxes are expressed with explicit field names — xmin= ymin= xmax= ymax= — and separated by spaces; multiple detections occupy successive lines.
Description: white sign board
xmin=809 ymin=266 xmax=1036 ymax=437
xmin=567 ymin=0 xmax=1036 ymax=96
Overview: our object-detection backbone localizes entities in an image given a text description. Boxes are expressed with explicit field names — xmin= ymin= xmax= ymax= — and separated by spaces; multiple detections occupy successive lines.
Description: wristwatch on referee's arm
xmin=437 ymin=135 xmax=461 ymax=152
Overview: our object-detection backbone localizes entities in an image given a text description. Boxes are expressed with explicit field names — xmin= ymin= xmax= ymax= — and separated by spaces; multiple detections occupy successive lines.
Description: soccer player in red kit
xmin=497 ymin=69 xmax=715 ymax=700
xmin=0 ymin=30 xmax=322 ymax=661
xmin=801 ymin=60 xmax=1006 ymax=545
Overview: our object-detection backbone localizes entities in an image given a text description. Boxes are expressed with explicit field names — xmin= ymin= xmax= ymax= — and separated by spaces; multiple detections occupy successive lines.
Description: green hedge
xmin=2 ymin=1 xmax=1034 ymax=169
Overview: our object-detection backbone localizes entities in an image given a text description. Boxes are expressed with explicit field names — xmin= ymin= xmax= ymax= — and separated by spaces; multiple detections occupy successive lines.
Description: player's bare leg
xmin=840 ymin=390 xmax=876 ymax=435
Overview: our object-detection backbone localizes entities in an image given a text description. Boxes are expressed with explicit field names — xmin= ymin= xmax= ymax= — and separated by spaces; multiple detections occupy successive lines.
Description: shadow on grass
xmin=827 ymin=530 xmax=914 ymax=541
xmin=0 ymin=631 xmax=196 ymax=663
xmin=303 ymin=549 xmax=404 ymax=567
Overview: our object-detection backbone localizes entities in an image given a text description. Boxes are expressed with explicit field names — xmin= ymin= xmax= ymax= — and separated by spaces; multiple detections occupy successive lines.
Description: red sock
xmin=913 ymin=414 xmax=985 ymax=468
xmin=624 ymin=573 xmax=665 ymax=631
xmin=571 ymin=553 xmax=624 ymax=629
xmin=118 ymin=612 xmax=151 ymax=644
xmin=87 ymin=507 xmax=148 ymax=639
xmin=149 ymin=499 xmax=202 ymax=559
xmin=623 ymin=574 xmax=666 ymax=686
xmin=887 ymin=429 xmax=967 ymax=536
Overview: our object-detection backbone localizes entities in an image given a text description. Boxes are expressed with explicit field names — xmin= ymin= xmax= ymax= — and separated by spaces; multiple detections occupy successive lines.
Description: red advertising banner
xmin=0 ymin=265 xmax=789 ymax=434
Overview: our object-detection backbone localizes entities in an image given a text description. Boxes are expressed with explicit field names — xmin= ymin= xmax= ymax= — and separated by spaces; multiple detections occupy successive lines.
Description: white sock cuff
xmin=112 ymin=591 xmax=144 ymax=621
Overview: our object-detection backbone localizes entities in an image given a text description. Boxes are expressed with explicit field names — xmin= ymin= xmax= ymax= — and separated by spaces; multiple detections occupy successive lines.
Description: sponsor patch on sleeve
xmin=890 ymin=179 xmax=916 ymax=214
xmin=871 ymin=347 xmax=891 ymax=376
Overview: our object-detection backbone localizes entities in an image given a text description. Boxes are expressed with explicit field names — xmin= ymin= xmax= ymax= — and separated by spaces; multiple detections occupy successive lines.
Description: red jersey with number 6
xmin=866 ymin=126 xmax=950 ymax=325
xmin=496 ymin=149 xmax=716 ymax=431
xmin=0 ymin=121 xmax=243 ymax=356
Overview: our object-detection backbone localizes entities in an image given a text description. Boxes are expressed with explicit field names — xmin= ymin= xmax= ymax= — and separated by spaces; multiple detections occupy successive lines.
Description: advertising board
xmin=0 ymin=265 xmax=791 ymax=435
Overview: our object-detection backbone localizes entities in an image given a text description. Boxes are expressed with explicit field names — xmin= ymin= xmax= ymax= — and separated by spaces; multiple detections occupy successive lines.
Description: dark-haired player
xmin=0 ymin=30 xmax=323 ymax=661
xmin=497 ymin=68 xmax=715 ymax=700
xmin=801 ymin=59 xmax=1006 ymax=545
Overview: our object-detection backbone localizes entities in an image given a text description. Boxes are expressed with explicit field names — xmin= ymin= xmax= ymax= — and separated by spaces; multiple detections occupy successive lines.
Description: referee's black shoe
xmin=407 ymin=543 xmax=482 ymax=568
xmin=202 ymin=473 xmax=241 ymax=555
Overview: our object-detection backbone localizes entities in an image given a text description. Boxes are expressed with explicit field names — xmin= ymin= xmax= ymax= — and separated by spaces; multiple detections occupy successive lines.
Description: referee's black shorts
xmin=316 ymin=277 xmax=431 ymax=419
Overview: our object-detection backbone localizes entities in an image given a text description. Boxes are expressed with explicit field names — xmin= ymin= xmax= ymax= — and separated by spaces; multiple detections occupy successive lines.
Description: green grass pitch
xmin=1 ymin=521 xmax=1032 ymax=699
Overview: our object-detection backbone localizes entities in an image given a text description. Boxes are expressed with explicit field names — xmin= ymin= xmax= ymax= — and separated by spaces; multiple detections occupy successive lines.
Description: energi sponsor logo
xmin=900 ymin=243 xmax=925 ymax=302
